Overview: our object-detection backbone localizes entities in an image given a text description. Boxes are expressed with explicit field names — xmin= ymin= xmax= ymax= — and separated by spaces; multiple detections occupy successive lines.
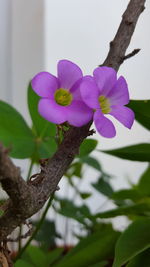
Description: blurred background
xmin=0 ymin=0 xmax=150 ymax=245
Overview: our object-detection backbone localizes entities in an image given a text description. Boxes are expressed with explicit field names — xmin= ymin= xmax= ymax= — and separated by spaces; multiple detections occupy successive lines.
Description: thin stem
xmin=63 ymin=181 xmax=70 ymax=246
xmin=26 ymin=160 xmax=34 ymax=181
xmin=18 ymin=226 xmax=22 ymax=253
xmin=14 ymin=193 xmax=54 ymax=262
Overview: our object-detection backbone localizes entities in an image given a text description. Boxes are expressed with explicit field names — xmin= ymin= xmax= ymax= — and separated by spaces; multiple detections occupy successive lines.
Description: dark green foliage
xmin=127 ymin=99 xmax=150 ymax=130
xmin=0 ymin=100 xmax=35 ymax=158
xmin=92 ymin=175 xmax=114 ymax=197
xmin=33 ymin=219 xmax=61 ymax=250
xmin=101 ymin=143 xmax=150 ymax=162
xmin=113 ymin=218 xmax=150 ymax=267
xmin=79 ymin=139 xmax=98 ymax=157
xmin=55 ymin=224 xmax=120 ymax=267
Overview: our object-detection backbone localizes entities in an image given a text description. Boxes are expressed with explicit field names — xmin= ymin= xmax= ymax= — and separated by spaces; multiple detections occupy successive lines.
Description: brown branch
xmin=103 ymin=0 xmax=145 ymax=70
xmin=0 ymin=145 xmax=33 ymax=207
xmin=122 ymin=48 xmax=141 ymax=62
xmin=0 ymin=0 xmax=146 ymax=242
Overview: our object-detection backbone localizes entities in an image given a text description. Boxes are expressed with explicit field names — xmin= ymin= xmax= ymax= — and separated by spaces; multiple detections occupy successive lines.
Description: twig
xmin=6 ymin=227 xmax=33 ymax=243
xmin=103 ymin=0 xmax=145 ymax=70
xmin=120 ymin=48 xmax=141 ymax=63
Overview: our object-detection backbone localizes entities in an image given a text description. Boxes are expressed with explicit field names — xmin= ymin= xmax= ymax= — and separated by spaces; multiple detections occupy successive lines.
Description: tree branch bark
xmin=103 ymin=0 xmax=145 ymax=70
xmin=0 ymin=0 xmax=146 ymax=242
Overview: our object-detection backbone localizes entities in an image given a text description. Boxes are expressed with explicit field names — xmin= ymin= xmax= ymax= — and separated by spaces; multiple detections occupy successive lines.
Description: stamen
xmin=99 ymin=95 xmax=111 ymax=114
xmin=55 ymin=88 xmax=73 ymax=106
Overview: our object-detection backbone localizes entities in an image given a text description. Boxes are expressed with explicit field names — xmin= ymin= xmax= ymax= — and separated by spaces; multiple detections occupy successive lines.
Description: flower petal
xmin=94 ymin=110 xmax=116 ymax=138
xmin=57 ymin=60 xmax=83 ymax=89
xmin=70 ymin=78 xmax=82 ymax=101
xmin=67 ymin=100 xmax=93 ymax=127
xmin=31 ymin=72 xmax=59 ymax=98
xmin=38 ymin=98 xmax=67 ymax=124
xmin=110 ymin=105 xmax=135 ymax=129
xmin=80 ymin=77 xmax=100 ymax=109
xmin=93 ymin=67 xmax=117 ymax=95
xmin=108 ymin=76 xmax=129 ymax=105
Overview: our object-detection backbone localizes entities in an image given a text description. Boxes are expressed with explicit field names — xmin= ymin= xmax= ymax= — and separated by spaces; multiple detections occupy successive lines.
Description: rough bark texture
xmin=103 ymin=0 xmax=145 ymax=70
xmin=0 ymin=0 xmax=146 ymax=242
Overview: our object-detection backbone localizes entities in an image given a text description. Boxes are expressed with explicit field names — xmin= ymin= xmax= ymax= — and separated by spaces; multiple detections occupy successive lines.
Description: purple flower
xmin=31 ymin=60 xmax=93 ymax=127
xmin=80 ymin=67 xmax=135 ymax=138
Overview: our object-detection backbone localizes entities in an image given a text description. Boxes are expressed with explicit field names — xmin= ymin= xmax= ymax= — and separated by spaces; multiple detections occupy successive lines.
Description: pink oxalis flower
xmin=80 ymin=67 xmax=135 ymax=138
xmin=31 ymin=60 xmax=93 ymax=127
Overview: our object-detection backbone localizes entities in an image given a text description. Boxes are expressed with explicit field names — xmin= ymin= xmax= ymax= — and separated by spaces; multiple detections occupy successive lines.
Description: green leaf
xmin=101 ymin=143 xmax=150 ymax=162
xmin=56 ymin=198 xmax=91 ymax=224
xmin=14 ymin=259 xmax=33 ymax=267
xmin=0 ymin=100 xmax=35 ymax=159
xmin=66 ymin=162 xmax=83 ymax=179
xmin=47 ymin=248 xmax=64 ymax=265
xmin=92 ymin=176 xmax=114 ymax=197
xmin=80 ymin=192 xmax=92 ymax=199
xmin=128 ymin=100 xmax=150 ymax=130
xmin=37 ymin=137 xmax=57 ymax=159
xmin=94 ymin=202 xmax=150 ymax=219
xmin=113 ymin=218 xmax=150 ymax=267
xmin=79 ymin=139 xmax=98 ymax=158
xmin=28 ymin=83 xmax=57 ymax=160
xmin=81 ymin=156 xmax=101 ymax=171
xmin=88 ymin=262 xmax=108 ymax=267
xmin=111 ymin=189 xmax=142 ymax=202
xmin=126 ymin=248 xmax=150 ymax=267
xmin=24 ymin=246 xmax=47 ymax=267
xmin=137 ymin=167 xmax=150 ymax=196
xmin=33 ymin=219 xmax=61 ymax=250
xmin=55 ymin=225 xmax=120 ymax=267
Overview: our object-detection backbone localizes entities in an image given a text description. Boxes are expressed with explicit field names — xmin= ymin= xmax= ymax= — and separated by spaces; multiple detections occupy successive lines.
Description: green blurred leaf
xmin=79 ymin=139 xmax=98 ymax=158
xmin=66 ymin=162 xmax=83 ymax=179
xmin=92 ymin=176 xmax=114 ymax=197
xmin=111 ymin=189 xmax=142 ymax=202
xmin=113 ymin=218 xmax=150 ymax=267
xmin=137 ymin=167 xmax=150 ymax=196
xmin=55 ymin=225 xmax=120 ymax=267
xmin=56 ymin=198 xmax=91 ymax=224
xmin=0 ymin=100 xmax=35 ymax=158
xmin=128 ymin=100 xmax=150 ymax=130
xmin=14 ymin=259 xmax=33 ymax=267
xmin=80 ymin=192 xmax=92 ymax=199
xmin=23 ymin=246 xmax=47 ymax=267
xmin=66 ymin=224 xmax=115 ymax=257
xmin=81 ymin=156 xmax=101 ymax=171
xmin=94 ymin=202 xmax=150 ymax=219
xmin=34 ymin=219 xmax=61 ymax=250
xmin=126 ymin=248 xmax=150 ymax=267
xmin=101 ymin=143 xmax=150 ymax=162
xmin=28 ymin=83 xmax=57 ymax=160
xmin=47 ymin=248 xmax=64 ymax=265
xmin=37 ymin=138 xmax=57 ymax=159
xmin=88 ymin=262 xmax=108 ymax=267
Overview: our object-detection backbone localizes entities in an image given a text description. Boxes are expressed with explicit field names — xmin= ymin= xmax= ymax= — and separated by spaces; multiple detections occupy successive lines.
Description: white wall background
xmin=0 ymin=0 xmax=150 ymax=244
xmin=0 ymin=0 xmax=12 ymax=102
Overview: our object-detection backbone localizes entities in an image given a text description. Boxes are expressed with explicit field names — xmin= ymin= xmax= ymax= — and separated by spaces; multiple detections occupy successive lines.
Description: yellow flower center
xmin=99 ymin=95 xmax=111 ymax=114
xmin=54 ymin=88 xmax=73 ymax=106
